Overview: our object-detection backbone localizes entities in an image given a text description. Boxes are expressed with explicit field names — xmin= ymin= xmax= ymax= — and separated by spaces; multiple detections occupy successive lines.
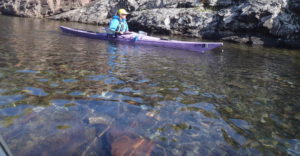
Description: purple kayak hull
xmin=60 ymin=26 xmax=223 ymax=52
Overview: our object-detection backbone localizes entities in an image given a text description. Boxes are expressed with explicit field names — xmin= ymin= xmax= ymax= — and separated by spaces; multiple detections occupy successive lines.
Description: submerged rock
xmin=106 ymin=128 xmax=155 ymax=156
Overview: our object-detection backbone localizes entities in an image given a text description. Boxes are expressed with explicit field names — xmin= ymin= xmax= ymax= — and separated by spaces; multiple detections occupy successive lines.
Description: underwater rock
xmin=108 ymin=128 xmax=155 ymax=156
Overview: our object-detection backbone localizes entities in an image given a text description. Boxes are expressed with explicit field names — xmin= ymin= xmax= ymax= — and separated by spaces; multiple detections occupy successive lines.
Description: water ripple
xmin=23 ymin=87 xmax=48 ymax=96
xmin=63 ymin=79 xmax=78 ymax=83
xmin=16 ymin=69 xmax=38 ymax=74
xmin=88 ymin=92 xmax=143 ymax=103
xmin=104 ymin=77 xmax=125 ymax=85
xmin=0 ymin=94 xmax=24 ymax=106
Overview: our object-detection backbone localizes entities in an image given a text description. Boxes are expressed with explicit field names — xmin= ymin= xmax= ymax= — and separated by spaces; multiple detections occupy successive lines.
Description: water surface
xmin=0 ymin=15 xmax=299 ymax=155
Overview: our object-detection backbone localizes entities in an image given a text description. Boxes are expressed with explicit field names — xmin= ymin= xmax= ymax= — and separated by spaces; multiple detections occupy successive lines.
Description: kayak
xmin=60 ymin=26 xmax=223 ymax=52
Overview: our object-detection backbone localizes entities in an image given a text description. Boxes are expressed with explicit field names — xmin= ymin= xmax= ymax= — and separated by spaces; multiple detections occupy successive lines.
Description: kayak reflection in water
xmin=107 ymin=9 xmax=131 ymax=37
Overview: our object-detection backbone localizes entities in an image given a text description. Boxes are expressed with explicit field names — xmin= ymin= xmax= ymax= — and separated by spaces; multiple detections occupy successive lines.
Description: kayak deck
xmin=60 ymin=26 xmax=223 ymax=52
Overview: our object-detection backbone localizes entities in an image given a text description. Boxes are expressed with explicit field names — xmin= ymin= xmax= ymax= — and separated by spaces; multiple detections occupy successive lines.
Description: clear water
xmin=0 ymin=15 xmax=299 ymax=156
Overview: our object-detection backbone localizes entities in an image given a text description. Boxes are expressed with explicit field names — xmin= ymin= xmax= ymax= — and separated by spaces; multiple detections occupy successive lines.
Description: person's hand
xmin=119 ymin=32 xmax=124 ymax=35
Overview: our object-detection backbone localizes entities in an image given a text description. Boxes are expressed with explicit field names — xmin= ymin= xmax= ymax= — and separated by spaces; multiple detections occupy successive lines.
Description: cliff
xmin=1 ymin=0 xmax=300 ymax=48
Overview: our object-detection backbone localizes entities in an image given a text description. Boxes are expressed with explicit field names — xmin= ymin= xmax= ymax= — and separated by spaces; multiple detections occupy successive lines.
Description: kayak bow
xmin=60 ymin=26 xmax=223 ymax=52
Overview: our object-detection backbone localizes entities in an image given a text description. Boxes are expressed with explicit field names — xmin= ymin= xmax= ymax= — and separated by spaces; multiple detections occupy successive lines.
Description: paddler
xmin=107 ymin=9 xmax=130 ymax=36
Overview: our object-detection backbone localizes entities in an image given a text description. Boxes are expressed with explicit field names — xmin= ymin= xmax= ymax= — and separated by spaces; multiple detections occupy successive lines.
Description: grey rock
xmin=0 ymin=0 xmax=92 ymax=17
xmin=221 ymin=35 xmax=266 ymax=45
xmin=204 ymin=0 xmax=234 ymax=8
xmin=129 ymin=8 xmax=219 ymax=37
xmin=221 ymin=35 xmax=252 ymax=44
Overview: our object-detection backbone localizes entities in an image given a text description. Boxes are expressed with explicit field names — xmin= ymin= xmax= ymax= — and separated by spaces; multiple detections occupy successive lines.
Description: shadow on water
xmin=0 ymin=15 xmax=299 ymax=155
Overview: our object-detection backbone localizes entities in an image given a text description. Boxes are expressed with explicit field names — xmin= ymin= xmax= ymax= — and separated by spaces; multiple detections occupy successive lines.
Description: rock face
xmin=0 ymin=0 xmax=91 ymax=17
xmin=1 ymin=0 xmax=300 ymax=48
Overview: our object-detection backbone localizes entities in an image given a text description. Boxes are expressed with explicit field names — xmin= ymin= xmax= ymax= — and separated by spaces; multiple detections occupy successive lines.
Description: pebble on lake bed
xmin=88 ymin=116 xmax=112 ymax=125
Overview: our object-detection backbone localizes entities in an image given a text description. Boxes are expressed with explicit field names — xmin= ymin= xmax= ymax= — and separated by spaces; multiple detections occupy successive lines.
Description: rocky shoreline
xmin=1 ymin=0 xmax=300 ymax=49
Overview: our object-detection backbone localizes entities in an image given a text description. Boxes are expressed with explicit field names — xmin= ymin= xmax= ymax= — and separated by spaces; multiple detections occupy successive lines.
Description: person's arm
xmin=124 ymin=21 xmax=129 ymax=32
xmin=109 ymin=19 xmax=120 ymax=32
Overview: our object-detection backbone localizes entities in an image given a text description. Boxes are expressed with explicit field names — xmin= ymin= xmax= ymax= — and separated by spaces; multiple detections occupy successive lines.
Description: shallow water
xmin=0 ymin=15 xmax=299 ymax=156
